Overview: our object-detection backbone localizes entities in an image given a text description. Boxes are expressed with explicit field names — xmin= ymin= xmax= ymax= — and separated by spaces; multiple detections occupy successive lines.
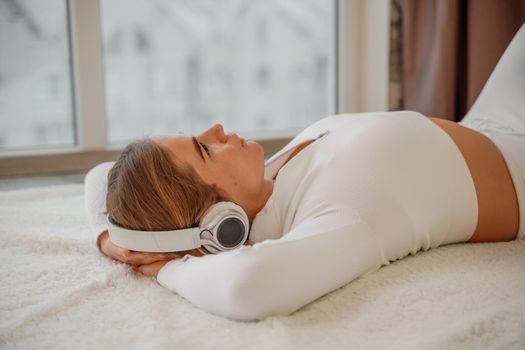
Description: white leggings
xmin=459 ymin=23 xmax=525 ymax=240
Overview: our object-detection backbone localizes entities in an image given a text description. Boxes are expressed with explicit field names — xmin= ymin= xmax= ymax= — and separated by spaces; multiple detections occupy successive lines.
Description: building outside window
xmin=0 ymin=0 xmax=336 ymax=151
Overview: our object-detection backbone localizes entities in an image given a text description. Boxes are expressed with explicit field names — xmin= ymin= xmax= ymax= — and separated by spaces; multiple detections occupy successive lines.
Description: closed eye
xmin=198 ymin=141 xmax=211 ymax=157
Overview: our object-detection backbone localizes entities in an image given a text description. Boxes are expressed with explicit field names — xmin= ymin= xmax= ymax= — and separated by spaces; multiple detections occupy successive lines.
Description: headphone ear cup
xmin=199 ymin=201 xmax=249 ymax=251
xmin=199 ymin=201 xmax=247 ymax=228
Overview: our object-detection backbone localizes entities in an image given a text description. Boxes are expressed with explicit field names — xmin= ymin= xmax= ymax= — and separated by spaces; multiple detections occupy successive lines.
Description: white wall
xmin=338 ymin=0 xmax=390 ymax=113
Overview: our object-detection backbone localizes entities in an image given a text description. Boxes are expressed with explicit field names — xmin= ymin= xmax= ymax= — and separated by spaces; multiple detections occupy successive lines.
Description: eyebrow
xmin=191 ymin=136 xmax=205 ymax=161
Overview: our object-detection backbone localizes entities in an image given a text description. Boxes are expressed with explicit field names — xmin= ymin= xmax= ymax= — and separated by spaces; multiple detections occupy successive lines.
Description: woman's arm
xmin=84 ymin=161 xmax=178 ymax=265
xmin=156 ymin=211 xmax=388 ymax=321
xmin=84 ymin=161 xmax=115 ymax=250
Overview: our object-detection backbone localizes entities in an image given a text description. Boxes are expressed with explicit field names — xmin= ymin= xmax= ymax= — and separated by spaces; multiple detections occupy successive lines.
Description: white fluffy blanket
xmin=1 ymin=184 xmax=524 ymax=350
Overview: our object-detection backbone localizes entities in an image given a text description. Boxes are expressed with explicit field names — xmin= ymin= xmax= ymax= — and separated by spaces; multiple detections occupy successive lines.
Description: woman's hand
xmin=134 ymin=261 xmax=169 ymax=277
xmin=98 ymin=230 xmax=182 ymax=266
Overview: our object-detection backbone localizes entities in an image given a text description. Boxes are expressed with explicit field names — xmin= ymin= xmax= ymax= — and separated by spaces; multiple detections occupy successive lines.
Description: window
xmin=0 ymin=0 xmax=395 ymax=177
xmin=0 ymin=0 xmax=74 ymax=150
xmin=1 ymin=0 xmax=343 ymax=159
xmin=100 ymin=0 xmax=337 ymax=144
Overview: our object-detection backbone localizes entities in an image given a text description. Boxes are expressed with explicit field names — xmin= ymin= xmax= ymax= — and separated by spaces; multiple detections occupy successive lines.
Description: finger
xmin=119 ymin=248 xmax=133 ymax=262
xmin=116 ymin=252 xmax=155 ymax=266
xmin=126 ymin=252 xmax=179 ymax=265
xmin=136 ymin=263 xmax=155 ymax=276
xmin=136 ymin=264 xmax=148 ymax=275
xmin=102 ymin=238 xmax=133 ymax=264
xmin=137 ymin=261 xmax=167 ymax=277
xmin=113 ymin=248 xmax=135 ymax=264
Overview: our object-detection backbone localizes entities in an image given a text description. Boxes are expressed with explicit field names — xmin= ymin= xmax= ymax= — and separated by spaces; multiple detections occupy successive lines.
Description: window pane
xmin=0 ymin=0 xmax=74 ymax=150
xmin=101 ymin=0 xmax=336 ymax=144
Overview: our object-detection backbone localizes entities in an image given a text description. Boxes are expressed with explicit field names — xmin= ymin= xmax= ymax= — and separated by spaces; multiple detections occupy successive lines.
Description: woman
xmin=84 ymin=24 xmax=525 ymax=321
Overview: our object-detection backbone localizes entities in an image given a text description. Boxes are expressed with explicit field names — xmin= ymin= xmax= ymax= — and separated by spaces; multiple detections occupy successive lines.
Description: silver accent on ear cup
xmin=200 ymin=239 xmax=222 ymax=254
xmin=199 ymin=229 xmax=222 ymax=253
xmin=200 ymin=224 xmax=246 ymax=254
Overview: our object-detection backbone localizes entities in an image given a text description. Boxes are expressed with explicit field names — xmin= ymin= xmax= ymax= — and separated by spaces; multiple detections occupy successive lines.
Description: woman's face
xmin=154 ymin=123 xmax=266 ymax=204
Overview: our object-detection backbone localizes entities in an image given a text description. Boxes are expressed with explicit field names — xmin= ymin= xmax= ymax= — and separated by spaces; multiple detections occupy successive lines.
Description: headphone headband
xmin=107 ymin=217 xmax=202 ymax=252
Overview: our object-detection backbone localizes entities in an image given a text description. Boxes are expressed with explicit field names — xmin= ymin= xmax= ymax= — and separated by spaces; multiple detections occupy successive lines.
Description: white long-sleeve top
xmin=84 ymin=111 xmax=478 ymax=321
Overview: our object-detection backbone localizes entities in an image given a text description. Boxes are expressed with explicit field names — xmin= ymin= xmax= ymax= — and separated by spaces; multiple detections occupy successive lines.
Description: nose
xmin=200 ymin=123 xmax=227 ymax=143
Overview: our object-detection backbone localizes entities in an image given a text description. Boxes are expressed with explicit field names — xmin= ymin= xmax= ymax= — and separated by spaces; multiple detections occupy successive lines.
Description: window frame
xmin=0 ymin=0 xmax=390 ymax=176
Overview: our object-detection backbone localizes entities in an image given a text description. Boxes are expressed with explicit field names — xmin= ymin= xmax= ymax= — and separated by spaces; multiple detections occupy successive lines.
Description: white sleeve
xmin=462 ymin=23 xmax=525 ymax=133
xmin=157 ymin=210 xmax=388 ymax=321
xmin=83 ymin=161 xmax=115 ymax=249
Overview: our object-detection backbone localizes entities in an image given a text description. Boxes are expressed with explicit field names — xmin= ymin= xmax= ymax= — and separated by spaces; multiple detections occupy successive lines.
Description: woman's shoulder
xmin=306 ymin=110 xmax=426 ymax=131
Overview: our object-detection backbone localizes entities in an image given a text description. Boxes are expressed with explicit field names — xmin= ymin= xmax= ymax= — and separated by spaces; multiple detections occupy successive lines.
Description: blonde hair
xmin=105 ymin=137 xmax=219 ymax=258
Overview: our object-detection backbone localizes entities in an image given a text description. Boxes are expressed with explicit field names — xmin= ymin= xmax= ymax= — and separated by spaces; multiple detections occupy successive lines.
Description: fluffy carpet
xmin=1 ymin=184 xmax=524 ymax=350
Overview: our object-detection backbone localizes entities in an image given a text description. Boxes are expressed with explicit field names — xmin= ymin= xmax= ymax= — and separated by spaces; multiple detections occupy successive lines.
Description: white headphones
xmin=107 ymin=201 xmax=250 ymax=253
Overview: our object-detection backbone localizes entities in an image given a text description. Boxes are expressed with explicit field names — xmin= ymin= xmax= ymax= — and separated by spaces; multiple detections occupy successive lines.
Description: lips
xmin=233 ymin=133 xmax=245 ymax=147
xmin=228 ymin=132 xmax=245 ymax=148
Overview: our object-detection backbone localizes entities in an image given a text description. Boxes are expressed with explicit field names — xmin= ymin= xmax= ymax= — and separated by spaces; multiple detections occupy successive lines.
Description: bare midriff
xmin=428 ymin=117 xmax=519 ymax=242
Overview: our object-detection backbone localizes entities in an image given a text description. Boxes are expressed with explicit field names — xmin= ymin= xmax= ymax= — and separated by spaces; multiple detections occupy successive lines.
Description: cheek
xmin=195 ymin=168 xmax=215 ymax=188
xmin=221 ymin=146 xmax=246 ymax=165
xmin=219 ymin=146 xmax=262 ymax=187
xmin=226 ymin=158 xmax=257 ymax=187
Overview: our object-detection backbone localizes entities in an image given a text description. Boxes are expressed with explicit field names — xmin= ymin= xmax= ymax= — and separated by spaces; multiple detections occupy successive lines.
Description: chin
xmin=256 ymin=142 xmax=266 ymax=158
xmin=247 ymin=140 xmax=263 ymax=153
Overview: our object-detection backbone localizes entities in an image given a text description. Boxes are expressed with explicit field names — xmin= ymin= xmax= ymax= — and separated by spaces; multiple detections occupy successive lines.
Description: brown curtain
xmin=398 ymin=0 xmax=525 ymax=121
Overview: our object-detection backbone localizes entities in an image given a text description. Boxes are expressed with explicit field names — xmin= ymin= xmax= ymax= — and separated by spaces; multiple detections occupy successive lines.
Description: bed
xmin=1 ymin=183 xmax=524 ymax=349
